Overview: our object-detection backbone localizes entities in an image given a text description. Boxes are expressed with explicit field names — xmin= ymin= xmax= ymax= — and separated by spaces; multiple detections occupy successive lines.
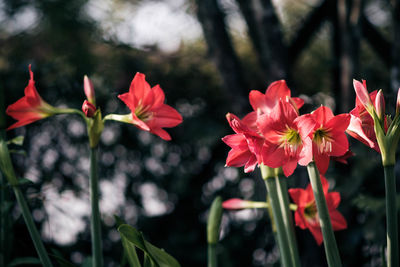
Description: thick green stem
xmin=13 ymin=186 xmax=53 ymax=267
xmin=208 ymin=243 xmax=217 ymax=267
xmin=90 ymin=147 xmax=103 ymax=267
xmin=307 ymin=163 xmax=342 ymax=267
xmin=275 ymin=176 xmax=301 ymax=267
xmin=261 ymin=165 xmax=292 ymax=267
xmin=384 ymin=165 xmax=399 ymax=267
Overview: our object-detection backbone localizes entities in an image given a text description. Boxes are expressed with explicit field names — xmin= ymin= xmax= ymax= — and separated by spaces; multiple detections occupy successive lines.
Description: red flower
xmin=288 ymin=176 xmax=347 ymax=245
xmin=257 ymin=100 xmax=314 ymax=177
xmin=222 ymin=113 xmax=263 ymax=173
xmin=305 ymin=106 xmax=350 ymax=174
xmin=118 ymin=72 xmax=182 ymax=141
xmin=6 ymin=65 xmax=56 ymax=130
xmin=347 ymin=80 xmax=380 ymax=152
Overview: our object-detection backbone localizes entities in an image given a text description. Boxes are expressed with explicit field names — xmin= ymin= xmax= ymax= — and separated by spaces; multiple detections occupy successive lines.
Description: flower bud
xmin=353 ymin=79 xmax=373 ymax=114
xmin=222 ymin=199 xmax=249 ymax=210
xmin=84 ymin=75 xmax=96 ymax=105
xmin=82 ymin=100 xmax=96 ymax=118
xmin=374 ymin=89 xmax=385 ymax=120
xmin=222 ymin=198 xmax=268 ymax=210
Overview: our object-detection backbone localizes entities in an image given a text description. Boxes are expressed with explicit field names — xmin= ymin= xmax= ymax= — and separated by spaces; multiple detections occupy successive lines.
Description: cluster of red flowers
xmin=222 ymin=79 xmax=392 ymax=244
xmin=222 ymin=80 xmax=351 ymax=177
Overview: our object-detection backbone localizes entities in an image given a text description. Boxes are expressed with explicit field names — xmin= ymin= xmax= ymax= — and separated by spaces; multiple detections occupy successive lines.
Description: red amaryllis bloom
xmin=118 ymin=72 xmax=182 ymax=141
xmin=257 ymin=100 xmax=314 ymax=177
xmin=222 ymin=113 xmax=263 ymax=173
xmin=347 ymin=80 xmax=380 ymax=152
xmin=6 ymin=65 xmax=56 ymax=130
xmin=288 ymin=175 xmax=347 ymax=245
xmin=305 ymin=106 xmax=350 ymax=174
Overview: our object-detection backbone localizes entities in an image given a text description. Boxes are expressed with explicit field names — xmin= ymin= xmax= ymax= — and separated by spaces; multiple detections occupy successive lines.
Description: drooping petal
xmin=314 ymin=150 xmax=330 ymax=174
xmin=151 ymin=104 xmax=183 ymax=128
xmin=226 ymin=149 xmax=253 ymax=168
xmin=308 ymin=225 xmax=324 ymax=245
xmin=282 ymin=159 xmax=298 ymax=177
xmin=261 ymin=142 xmax=285 ymax=168
xmin=150 ymin=127 xmax=171 ymax=141
xmin=326 ymin=191 xmax=341 ymax=209
xmin=329 ymin=210 xmax=348 ymax=230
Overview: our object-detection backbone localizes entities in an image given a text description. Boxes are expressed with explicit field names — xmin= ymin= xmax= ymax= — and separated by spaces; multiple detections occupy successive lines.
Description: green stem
xmin=90 ymin=147 xmax=103 ymax=267
xmin=383 ymin=165 xmax=399 ymax=267
xmin=307 ymin=162 xmax=342 ymax=267
xmin=13 ymin=186 xmax=53 ymax=267
xmin=261 ymin=166 xmax=292 ymax=267
xmin=0 ymin=129 xmax=53 ymax=266
xmin=0 ymin=173 xmax=7 ymax=266
xmin=275 ymin=176 xmax=301 ymax=267
xmin=208 ymin=243 xmax=217 ymax=267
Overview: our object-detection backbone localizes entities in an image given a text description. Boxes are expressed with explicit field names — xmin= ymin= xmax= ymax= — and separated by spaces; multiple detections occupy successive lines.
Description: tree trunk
xmin=391 ymin=0 xmax=400 ymax=92
xmin=196 ymin=0 xmax=247 ymax=113
xmin=331 ymin=0 xmax=362 ymax=113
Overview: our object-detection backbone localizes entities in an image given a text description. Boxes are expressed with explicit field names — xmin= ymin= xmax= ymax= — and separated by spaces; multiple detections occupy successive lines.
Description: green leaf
xmin=118 ymin=224 xmax=180 ymax=267
xmin=7 ymin=136 xmax=24 ymax=146
xmin=143 ymin=254 xmax=155 ymax=267
xmin=7 ymin=257 xmax=41 ymax=266
xmin=121 ymin=236 xmax=141 ymax=267
xmin=207 ymin=196 xmax=223 ymax=244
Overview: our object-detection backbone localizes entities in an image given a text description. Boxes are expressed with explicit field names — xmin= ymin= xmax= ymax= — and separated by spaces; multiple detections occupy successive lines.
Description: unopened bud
xmin=374 ymin=89 xmax=385 ymax=120
xmin=353 ymin=79 xmax=373 ymax=113
xmin=84 ymin=75 xmax=96 ymax=106
xmin=222 ymin=198 xmax=268 ymax=210
xmin=82 ymin=100 xmax=96 ymax=118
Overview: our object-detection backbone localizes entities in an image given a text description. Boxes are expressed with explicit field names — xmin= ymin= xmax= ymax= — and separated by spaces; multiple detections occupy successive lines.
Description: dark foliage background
xmin=0 ymin=0 xmax=399 ymax=266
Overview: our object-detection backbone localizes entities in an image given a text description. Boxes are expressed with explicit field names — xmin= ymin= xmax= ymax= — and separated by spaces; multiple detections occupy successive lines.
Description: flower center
xmin=280 ymin=126 xmax=302 ymax=156
xmin=304 ymin=201 xmax=318 ymax=222
xmin=313 ymin=127 xmax=332 ymax=153
xmin=135 ymin=104 xmax=152 ymax=122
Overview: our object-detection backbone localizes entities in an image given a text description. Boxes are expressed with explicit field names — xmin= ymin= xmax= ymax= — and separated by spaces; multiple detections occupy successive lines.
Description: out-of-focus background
xmin=1 ymin=0 xmax=399 ymax=266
